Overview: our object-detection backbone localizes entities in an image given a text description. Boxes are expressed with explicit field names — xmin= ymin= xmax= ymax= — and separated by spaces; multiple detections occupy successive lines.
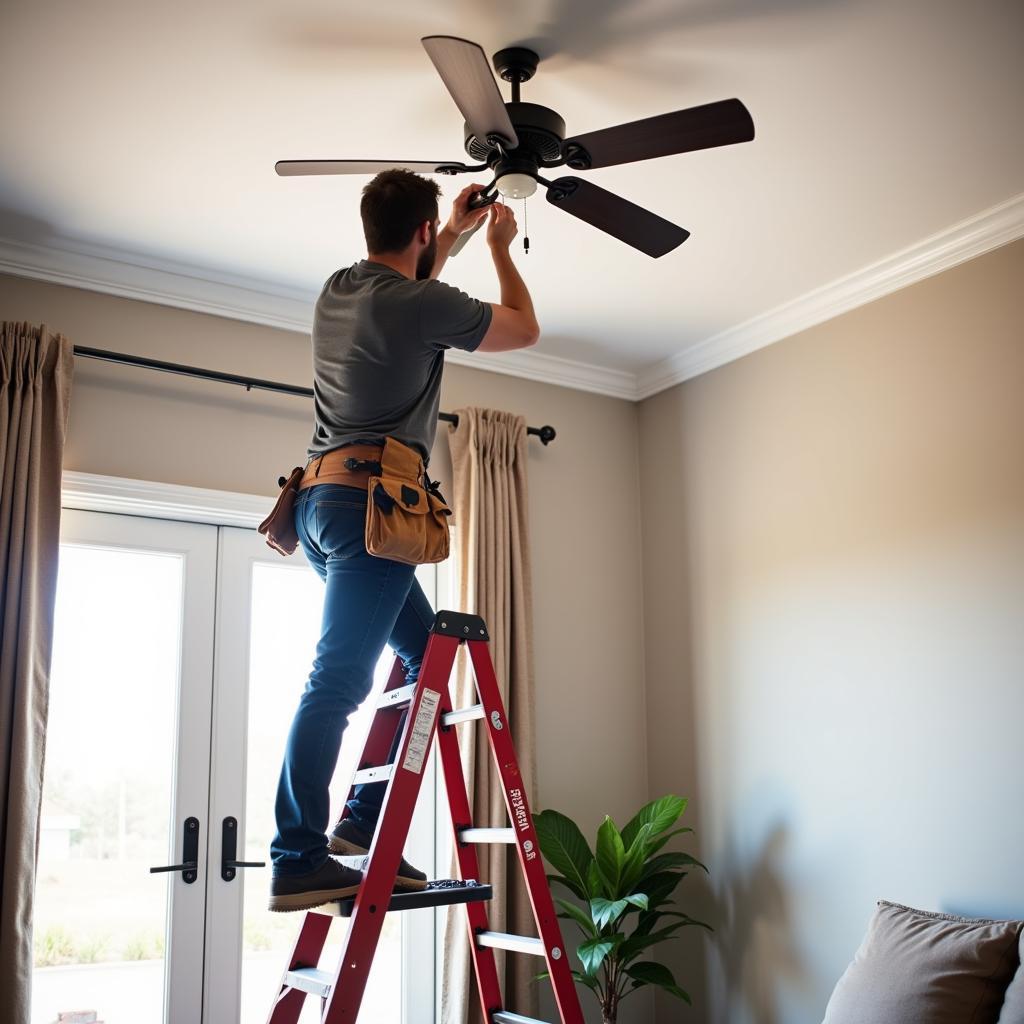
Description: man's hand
xmin=486 ymin=202 xmax=519 ymax=251
xmin=445 ymin=182 xmax=491 ymax=236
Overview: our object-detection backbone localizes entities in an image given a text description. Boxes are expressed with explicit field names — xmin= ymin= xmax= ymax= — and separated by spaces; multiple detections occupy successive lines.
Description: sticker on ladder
xmin=402 ymin=688 xmax=441 ymax=775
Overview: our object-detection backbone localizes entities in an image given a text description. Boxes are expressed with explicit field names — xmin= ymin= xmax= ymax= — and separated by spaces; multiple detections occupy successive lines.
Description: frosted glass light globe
xmin=495 ymin=173 xmax=537 ymax=199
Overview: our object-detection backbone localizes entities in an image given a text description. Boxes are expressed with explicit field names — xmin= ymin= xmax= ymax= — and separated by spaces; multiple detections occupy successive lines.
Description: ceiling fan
xmin=276 ymin=35 xmax=755 ymax=258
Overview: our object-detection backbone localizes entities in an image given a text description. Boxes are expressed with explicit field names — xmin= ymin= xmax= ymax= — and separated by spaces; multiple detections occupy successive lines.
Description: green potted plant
xmin=534 ymin=796 xmax=709 ymax=1024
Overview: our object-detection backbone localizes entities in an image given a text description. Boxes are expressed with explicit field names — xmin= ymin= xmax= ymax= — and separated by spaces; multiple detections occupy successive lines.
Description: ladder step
xmin=333 ymin=880 xmax=492 ymax=917
xmin=352 ymin=764 xmax=394 ymax=785
xmin=377 ymin=683 xmax=417 ymax=709
xmin=476 ymin=931 xmax=545 ymax=956
xmin=283 ymin=966 xmax=333 ymax=998
xmin=460 ymin=827 xmax=516 ymax=844
xmin=493 ymin=1013 xmax=554 ymax=1024
xmin=442 ymin=703 xmax=485 ymax=726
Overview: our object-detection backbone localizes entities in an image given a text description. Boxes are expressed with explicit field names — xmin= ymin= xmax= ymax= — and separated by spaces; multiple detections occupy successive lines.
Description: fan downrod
xmin=492 ymin=47 xmax=539 ymax=102
xmin=492 ymin=47 xmax=539 ymax=83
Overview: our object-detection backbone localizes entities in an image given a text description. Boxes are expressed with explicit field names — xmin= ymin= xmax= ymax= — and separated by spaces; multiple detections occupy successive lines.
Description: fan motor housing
xmin=463 ymin=102 xmax=566 ymax=166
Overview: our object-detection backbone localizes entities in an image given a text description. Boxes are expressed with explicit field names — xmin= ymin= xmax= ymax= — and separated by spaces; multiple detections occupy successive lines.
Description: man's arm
xmin=478 ymin=203 xmax=539 ymax=353
xmin=431 ymin=183 xmax=489 ymax=280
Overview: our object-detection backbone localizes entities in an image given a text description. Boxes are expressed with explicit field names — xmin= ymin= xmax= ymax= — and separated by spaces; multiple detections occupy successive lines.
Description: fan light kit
xmin=277 ymin=36 xmax=755 ymax=258
xmin=495 ymin=172 xmax=537 ymax=200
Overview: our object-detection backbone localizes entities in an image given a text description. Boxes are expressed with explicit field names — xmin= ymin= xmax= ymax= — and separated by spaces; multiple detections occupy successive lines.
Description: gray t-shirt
xmin=308 ymin=260 xmax=492 ymax=463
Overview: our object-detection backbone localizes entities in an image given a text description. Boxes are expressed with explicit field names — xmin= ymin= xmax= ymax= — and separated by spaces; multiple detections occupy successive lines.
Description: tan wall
xmin=637 ymin=239 xmax=1024 ymax=1022
xmin=1 ymin=272 xmax=650 ymax=1023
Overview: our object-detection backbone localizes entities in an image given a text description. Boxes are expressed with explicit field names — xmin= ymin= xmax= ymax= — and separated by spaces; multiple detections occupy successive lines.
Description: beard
xmin=415 ymin=223 xmax=438 ymax=280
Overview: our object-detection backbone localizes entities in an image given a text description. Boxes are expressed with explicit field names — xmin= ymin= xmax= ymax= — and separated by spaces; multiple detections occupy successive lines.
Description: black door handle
xmin=221 ymin=816 xmax=266 ymax=881
xmin=150 ymin=816 xmax=200 ymax=884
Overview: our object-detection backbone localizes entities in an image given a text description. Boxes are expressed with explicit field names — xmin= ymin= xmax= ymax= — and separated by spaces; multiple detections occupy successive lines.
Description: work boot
xmin=267 ymin=856 xmax=363 ymax=913
xmin=328 ymin=818 xmax=428 ymax=891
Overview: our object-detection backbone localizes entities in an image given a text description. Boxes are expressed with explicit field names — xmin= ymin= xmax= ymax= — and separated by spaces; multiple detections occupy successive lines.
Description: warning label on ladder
xmin=402 ymin=688 xmax=441 ymax=775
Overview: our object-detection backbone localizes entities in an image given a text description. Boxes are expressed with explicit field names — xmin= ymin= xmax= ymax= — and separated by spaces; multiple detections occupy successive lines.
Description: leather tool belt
xmin=363 ymin=437 xmax=452 ymax=565
xmin=257 ymin=443 xmax=382 ymax=556
xmin=258 ymin=439 xmax=451 ymax=565
xmin=298 ymin=442 xmax=385 ymax=491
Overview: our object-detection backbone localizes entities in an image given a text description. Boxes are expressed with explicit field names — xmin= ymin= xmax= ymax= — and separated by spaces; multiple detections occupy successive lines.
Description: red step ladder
xmin=266 ymin=611 xmax=585 ymax=1024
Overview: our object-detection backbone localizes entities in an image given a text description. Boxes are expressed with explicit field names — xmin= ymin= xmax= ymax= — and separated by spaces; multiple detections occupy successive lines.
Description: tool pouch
xmin=257 ymin=465 xmax=304 ymax=556
xmin=365 ymin=437 xmax=451 ymax=565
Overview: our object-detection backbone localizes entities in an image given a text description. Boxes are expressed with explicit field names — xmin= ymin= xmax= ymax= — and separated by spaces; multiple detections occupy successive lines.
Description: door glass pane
xmin=33 ymin=545 xmax=183 ymax=1024
xmin=239 ymin=562 xmax=402 ymax=1022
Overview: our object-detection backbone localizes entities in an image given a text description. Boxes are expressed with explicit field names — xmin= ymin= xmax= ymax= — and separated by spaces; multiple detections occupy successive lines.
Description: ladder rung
xmin=333 ymin=881 xmax=492 ymax=917
xmin=476 ymin=931 xmax=545 ymax=956
xmin=283 ymin=966 xmax=333 ymax=998
xmin=352 ymin=764 xmax=394 ymax=785
xmin=377 ymin=683 xmax=417 ymax=709
xmin=493 ymin=1013 xmax=553 ymax=1024
xmin=442 ymin=704 xmax=485 ymax=726
xmin=460 ymin=827 xmax=516 ymax=844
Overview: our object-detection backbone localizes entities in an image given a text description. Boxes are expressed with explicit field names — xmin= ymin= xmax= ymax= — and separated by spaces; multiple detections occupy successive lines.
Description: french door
xmin=33 ymin=508 xmax=437 ymax=1024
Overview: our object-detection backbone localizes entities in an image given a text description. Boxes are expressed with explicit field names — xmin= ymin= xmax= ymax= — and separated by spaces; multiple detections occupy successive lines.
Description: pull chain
xmin=523 ymin=198 xmax=529 ymax=254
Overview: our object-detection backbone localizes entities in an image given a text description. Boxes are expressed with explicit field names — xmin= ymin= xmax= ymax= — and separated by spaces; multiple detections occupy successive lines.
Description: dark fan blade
xmin=563 ymin=99 xmax=754 ymax=170
xmin=421 ymin=36 xmax=518 ymax=148
xmin=545 ymin=176 xmax=689 ymax=258
xmin=276 ymin=160 xmax=474 ymax=177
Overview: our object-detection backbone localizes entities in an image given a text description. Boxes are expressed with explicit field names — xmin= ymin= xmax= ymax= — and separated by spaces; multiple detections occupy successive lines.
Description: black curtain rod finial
xmin=438 ymin=410 xmax=555 ymax=445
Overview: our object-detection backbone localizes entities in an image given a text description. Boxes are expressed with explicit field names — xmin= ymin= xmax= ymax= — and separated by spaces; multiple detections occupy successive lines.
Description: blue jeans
xmin=270 ymin=482 xmax=435 ymax=877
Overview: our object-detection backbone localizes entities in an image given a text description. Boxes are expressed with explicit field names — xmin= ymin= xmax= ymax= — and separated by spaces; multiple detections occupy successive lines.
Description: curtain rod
xmin=73 ymin=346 xmax=557 ymax=445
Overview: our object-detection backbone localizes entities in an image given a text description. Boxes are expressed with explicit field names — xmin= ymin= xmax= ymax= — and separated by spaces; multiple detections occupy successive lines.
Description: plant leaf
xmin=626 ymin=961 xmax=692 ymax=1004
xmin=639 ymin=851 xmax=708 ymax=884
xmin=641 ymin=871 xmax=687 ymax=910
xmin=623 ymin=893 xmax=649 ymax=912
xmin=620 ymin=796 xmax=688 ymax=850
xmin=620 ymin=919 xmax=699 ymax=962
xmin=595 ymin=816 xmax=626 ymax=895
xmin=547 ymin=873 xmax=587 ymax=901
xmin=571 ymin=970 xmax=601 ymax=992
xmin=620 ymin=822 xmax=655 ymax=894
xmin=646 ymin=825 xmax=695 ymax=857
xmin=556 ymin=897 xmax=598 ymax=938
xmin=637 ymin=910 xmax=712 ymax=935
xmin=535 ymin=810 xmax=596 ymax=898
xmin=587 ymin=858 xmax=607 ymax=899
xmin=577 ymin=935 xmax=623 ymax=975
xmin=537 ymin=968 xmax=601 ymax=994
xmin=590 ymin=897 xmax=629 ymax=929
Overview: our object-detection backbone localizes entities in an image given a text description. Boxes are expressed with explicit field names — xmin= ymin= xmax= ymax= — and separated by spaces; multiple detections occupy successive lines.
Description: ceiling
xmin=1 ymin=0 xmax=1022 ymax=394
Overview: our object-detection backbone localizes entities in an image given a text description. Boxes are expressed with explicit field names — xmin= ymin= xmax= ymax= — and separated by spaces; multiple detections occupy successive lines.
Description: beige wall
xmin=0 ymin=272 xmax=650 ymax=1023
xmin=638 ymin=239 xmax=1024 ymax=1023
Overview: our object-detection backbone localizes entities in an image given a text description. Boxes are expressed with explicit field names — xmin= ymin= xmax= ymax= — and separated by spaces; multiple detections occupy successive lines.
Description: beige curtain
xmin=442 ymin=407 xmax=538 ymax=1023
xmin=0 ymin=323 xmax=73 ymax=1022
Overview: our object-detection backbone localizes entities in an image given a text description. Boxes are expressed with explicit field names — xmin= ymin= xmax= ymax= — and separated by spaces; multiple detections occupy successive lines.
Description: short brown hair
xmin=360 ymin=169 xmax=441 ymax=252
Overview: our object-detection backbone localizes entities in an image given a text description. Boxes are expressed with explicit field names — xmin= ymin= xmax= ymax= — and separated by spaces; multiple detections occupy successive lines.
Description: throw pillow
xmin=822 ymin=900 xmax=1022 ymax=1024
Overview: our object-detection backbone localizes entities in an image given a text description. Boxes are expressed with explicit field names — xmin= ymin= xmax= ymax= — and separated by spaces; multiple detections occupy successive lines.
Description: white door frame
xmin=57 ymin=507 xmax=218 ymax=1024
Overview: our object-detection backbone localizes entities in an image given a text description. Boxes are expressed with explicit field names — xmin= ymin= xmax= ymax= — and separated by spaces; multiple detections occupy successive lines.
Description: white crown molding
xmin=61 ymin=470 xmax=270 ymax=528
xmin=0 ymin=236 xmax=317 ymax=334
xmin=0 ymin=234 xmax=633 ymax=400
xmin=6 ymin=191 xmax=1023 ymax=403
xmin=635 ymin=191 xmax=1024 ymax=399
xmin=445 ymin=345 xmax=638 ymax=400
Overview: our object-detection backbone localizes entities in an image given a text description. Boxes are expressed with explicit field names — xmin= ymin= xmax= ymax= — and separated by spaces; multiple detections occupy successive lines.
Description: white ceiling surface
xmin=1 ymin=0 xmax=1022 ymax=381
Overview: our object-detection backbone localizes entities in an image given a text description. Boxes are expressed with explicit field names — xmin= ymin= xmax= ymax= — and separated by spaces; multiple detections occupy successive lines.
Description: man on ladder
xmin=268 ymin=169 xmax=540 ymax=913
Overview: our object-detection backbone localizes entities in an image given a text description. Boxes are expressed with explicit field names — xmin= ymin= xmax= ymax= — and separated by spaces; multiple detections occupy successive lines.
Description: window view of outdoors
xmin=240 ymin=561 xmax=401 ymax=1022
xmin=33 ymin=545 xmax=183 ymax=1024
xmin=34 ymin=541 xmax=428 ymax=1023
